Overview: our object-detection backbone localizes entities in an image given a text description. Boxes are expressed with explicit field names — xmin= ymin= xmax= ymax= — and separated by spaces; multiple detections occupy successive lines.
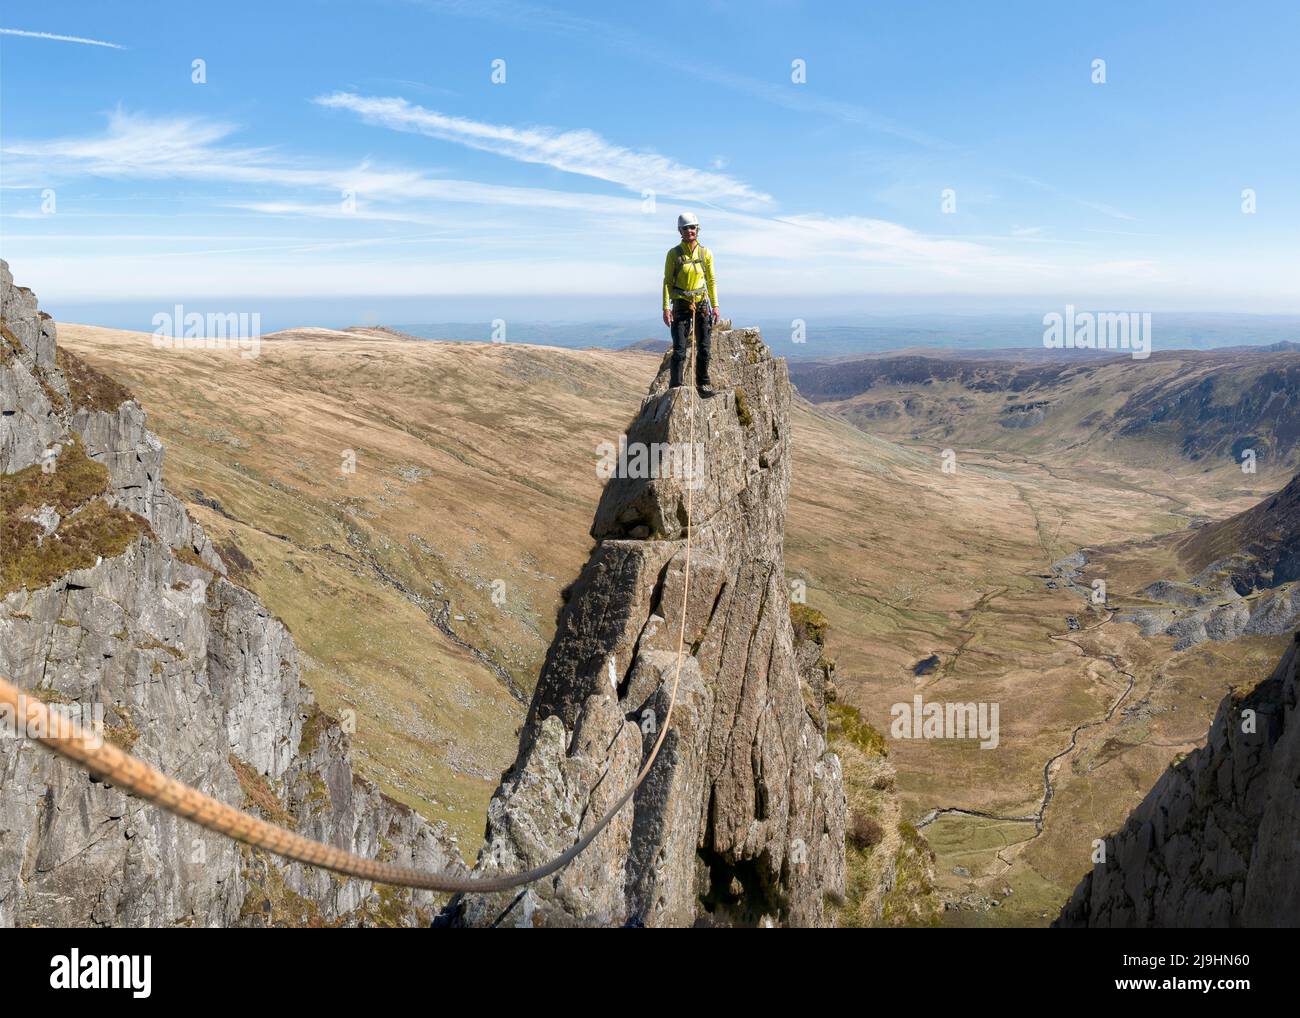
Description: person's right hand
xmin=663 ymin=309 xmax=673 ymax=328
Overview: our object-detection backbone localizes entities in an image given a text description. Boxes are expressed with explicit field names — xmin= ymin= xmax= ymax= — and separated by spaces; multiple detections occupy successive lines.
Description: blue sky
xmin=2 ymin=0 xmax=1299 ymax=320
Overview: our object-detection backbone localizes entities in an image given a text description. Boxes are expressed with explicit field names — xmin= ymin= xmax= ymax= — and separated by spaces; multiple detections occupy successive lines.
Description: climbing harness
xmin=668 ymin=242 xmax=711 ymax=305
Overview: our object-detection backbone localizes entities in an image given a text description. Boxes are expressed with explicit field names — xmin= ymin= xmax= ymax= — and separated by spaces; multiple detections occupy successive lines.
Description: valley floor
xmin=58 ymin=325 xmax=1285 ymax=925
xmin=788 ymin=435 xmax=1285 ymax=925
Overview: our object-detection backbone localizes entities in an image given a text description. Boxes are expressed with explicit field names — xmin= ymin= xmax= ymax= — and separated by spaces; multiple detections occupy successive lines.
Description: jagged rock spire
xmin=448 ymin=323 xmax=847 ymax=927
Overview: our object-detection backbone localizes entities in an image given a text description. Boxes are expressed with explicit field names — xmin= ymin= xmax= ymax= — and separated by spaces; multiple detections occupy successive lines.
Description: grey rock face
xmin=1 ymin=267 xmax=65 ymax=475
xmin=1138 ymin=573 xmax=1300 ymax=650
xmin=72 ymin=401 xmax=223 ymax=569
xmin=1056 ymin=633 xmax=1300 ymax=927
xmin=1134 ymin=472 xmax=1300 ymax=650
xmin=0 ymin=260 xmax=461 ymax=927
xmin=447 ymin=323 xmax=847 ymax=927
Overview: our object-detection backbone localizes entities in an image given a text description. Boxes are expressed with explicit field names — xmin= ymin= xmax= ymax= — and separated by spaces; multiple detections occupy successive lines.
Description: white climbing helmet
xmin=677 ymin=211 xmax=700 ymax=230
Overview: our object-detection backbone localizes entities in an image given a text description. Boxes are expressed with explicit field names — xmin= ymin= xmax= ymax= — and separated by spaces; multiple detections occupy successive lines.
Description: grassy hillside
xmin=59 ymin=323 xmax=1283 ymax=923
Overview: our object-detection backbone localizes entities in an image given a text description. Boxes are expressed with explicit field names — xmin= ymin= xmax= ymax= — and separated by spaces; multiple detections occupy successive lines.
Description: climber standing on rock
xmin=662 ymin=212 xmax=719 ymax=394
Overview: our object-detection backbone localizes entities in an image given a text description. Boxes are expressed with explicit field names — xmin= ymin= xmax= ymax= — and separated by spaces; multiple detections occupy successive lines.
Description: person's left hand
xmin=711 ymin=306 xmax=721 ymax=323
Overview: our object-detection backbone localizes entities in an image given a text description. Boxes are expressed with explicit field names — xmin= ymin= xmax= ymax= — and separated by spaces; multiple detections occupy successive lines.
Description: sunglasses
xmin=681 ymin=225 xmax=699 ymax=231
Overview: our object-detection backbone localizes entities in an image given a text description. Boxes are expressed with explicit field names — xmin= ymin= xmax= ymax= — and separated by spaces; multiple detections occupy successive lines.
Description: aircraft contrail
xmin=0 ymin=28 xmax=124 ymax=49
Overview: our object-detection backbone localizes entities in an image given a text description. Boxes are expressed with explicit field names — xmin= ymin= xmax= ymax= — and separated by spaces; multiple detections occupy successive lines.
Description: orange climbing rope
xmin=0 ymin=388 xmax=697 ymax=895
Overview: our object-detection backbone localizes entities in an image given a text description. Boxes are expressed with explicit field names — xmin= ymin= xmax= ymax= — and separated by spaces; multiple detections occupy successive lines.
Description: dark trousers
xmin=669 ymin=298 xmax=712 ymax=388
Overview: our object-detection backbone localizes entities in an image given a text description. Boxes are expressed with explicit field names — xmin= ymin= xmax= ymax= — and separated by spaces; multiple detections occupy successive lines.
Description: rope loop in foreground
xmin=0 ymin=386 xmax=698 ymax=895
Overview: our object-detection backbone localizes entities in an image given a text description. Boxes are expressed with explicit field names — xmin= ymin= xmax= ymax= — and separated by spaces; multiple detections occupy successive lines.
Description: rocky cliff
xmin=0 ymin=261 xmax=462 ymax=927
xmin=1121 ymin=471 xmax=1300 ymax=650
xmin=1056 ymin=631 xmax=1300 ymax=927
xmin=444 ymin=323 xmax=847 ymax=927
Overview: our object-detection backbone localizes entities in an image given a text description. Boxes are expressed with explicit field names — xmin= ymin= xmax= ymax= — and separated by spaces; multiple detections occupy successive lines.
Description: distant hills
xmin=387 ymin=313 xmax=1300 ymax=360
xmin=616 ymin=337 xmax=670 ymax=353
xmin=1181 ymin=471 xmax=1300 ymax=586
xmin=46 ymin=295 xmax=1300 ymax=359
xmin=789 ymin=345 xmax=1300 ymax=476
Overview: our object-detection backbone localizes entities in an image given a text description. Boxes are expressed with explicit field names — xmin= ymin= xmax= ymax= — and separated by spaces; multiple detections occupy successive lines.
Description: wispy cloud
xmin=404 ymin=0 xmax=1159 ymax=228
xmin=314 ymin=91 xmax=772 ymax=207
xmin=0 ymin=110 xmax=644 ymax=215
xmin=713 ymin=210 xmax=1044 ymax=286
xmin=1084 ymin=227 xmax=1162 ymax=238
xmin=403 ymin=0 xmax=944 ymax=148
xmin=689 ymin=65 xmax=947 ymax=150
xmin=0 ymin=27 xmax=124 ymax=49
xmin=1011 ymin=172 xmax=1136 ymax=222
xmin=2 ymin=108 xmax=1171 ymax=303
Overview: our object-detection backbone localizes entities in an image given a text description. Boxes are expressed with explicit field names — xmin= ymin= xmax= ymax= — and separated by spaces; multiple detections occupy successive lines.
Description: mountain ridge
xmin=0 ymin=260 xmax=463 ymax=927
xmin=789 ymin=347 xmax=1300 ymax=476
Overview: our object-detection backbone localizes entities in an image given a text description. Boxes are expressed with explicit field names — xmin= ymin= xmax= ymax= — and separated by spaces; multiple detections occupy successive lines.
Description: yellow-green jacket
xmin=662 ymin=242 xmax=718 ymax=311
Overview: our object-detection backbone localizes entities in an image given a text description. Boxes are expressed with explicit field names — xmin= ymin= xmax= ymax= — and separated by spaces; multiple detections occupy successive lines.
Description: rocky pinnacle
xmin=446 ymin=323 xmax=847 ymax=927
